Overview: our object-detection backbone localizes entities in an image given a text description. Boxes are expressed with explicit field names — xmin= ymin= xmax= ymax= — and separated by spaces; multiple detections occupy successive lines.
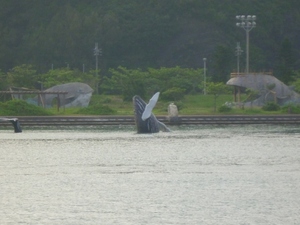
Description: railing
xmin=1 ymin=115 xmax=300 ymax=127
xmin=230 ymin=72 xmax=273 ymax=78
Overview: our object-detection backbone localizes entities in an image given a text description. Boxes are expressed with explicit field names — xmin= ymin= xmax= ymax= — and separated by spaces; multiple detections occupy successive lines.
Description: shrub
xmin=174 ymin=101 xmax=184 ymax=111
xmin=218 ymin=104 xmax=232 ymax=112
xmin=161 ymin=87 xmax=185 ymax=101
xmin=281 ymin=103 xmax=300 ymax=114
xmin=101 ymin=97 xmax=112 ymax=104
xmin=0 ymin=99 xmax=52 ymax=116
xmin=262 ymin=102 xmax=280 ymax=111
xmin=75 ymin=104 xmax=116 ymax=115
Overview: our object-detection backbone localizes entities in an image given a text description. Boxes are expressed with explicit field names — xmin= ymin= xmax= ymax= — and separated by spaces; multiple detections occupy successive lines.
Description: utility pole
xmin=235 ymin=42 xmax=243 ymax=76
xmin=94 ymin=43 xmax=102 ymax=94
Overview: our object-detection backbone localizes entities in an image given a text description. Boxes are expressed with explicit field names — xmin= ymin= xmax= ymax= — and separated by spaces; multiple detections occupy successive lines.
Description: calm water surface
xmin=0 ymin=125 xmax=300 ymax=225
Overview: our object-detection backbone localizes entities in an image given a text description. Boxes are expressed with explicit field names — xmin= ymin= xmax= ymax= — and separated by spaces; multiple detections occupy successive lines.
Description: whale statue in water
xmin=0 ymin=117 xmax=22 ymax=133
xmin=133 ymin=92 xmax=171 ymax=133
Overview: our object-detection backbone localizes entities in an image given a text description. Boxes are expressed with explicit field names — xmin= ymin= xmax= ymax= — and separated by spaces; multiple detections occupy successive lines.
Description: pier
xmin=1 ymin=115 xmax=300 ymax=127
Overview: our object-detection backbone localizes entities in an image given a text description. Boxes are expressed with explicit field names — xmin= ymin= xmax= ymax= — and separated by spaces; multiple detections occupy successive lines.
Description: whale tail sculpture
xmin=0 ymin=118 xmax=22 ymax=133
xmin=133 ymin=92 xmax=171 ymax=133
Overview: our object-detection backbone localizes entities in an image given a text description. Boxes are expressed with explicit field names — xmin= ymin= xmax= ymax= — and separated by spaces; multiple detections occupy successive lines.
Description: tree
xmin=161 ymin=87 xmax=185 ymax=101
xmin=2 ymin=1 xmax=300 ymax=80
xmin=0 ymin=69 xmax=7 ymax=90
xmin=6 ymin=64 xmax=38 ymax=89
xmin=206 ymin=82 xmax=231 ymax=112
xmin=105 ymin=66 xmax=148 ymax=100
xmin=103 ymin=66 xmax=204 ymax=100
xmin=148 ymin=66 xmax=203 ymax=94
xmin=40 ymin=68 xmax=97 ymax=89
xmin=276 ymin=38 xmax=296 ymax=84
xmin=291 ymin=70 xmax=300 ymax=93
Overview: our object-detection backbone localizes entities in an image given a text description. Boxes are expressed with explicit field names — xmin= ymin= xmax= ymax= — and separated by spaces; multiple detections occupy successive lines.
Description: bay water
xmin=0 ymin=125 xmax=300 ymax=224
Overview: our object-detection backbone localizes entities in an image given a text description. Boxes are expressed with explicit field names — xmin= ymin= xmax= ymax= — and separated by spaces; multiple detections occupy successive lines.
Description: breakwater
xmin=1 ymin=115 xmax=300 ymax=127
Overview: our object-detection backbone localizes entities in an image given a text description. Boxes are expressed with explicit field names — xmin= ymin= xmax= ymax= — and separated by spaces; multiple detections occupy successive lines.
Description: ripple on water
xmin=1 ymin=125 xmax=300 ymax=224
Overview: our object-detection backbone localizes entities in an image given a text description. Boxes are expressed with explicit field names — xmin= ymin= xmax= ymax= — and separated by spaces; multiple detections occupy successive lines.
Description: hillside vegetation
xmin=1 ymin=95 xmax=299 ymax=117
xmin=1 ymin=1 xmax=300 ymax=112
xmin=0 ymin=0 xmax=299 ymax=79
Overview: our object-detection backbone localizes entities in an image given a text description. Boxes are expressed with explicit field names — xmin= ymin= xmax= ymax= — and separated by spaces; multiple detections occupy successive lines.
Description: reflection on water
xmin=1 ymin=125 xmax=300 ymax=225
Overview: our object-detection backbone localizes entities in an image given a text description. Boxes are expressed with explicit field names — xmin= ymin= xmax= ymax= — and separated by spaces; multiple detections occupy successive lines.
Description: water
xmin=1 ymin=125 xmax=300 ymax=225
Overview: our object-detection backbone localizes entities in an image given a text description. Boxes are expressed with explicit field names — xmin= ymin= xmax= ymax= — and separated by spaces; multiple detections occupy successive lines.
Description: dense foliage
xmin=75 ymin=104 xmax=116 ymax=115
xmin=262 ymin=102 xmax=281 ymax=111
xmin=218 ymin=104 xmax=232 ymax=113
xmin=0 ymin=99 xmax=52 ymax=116
xmin=0 ymin=0 xmax=299 ymax=82
xmin=206 ymin=82 xmax=232 ymax=112
xmin=281 ymin=103 xmax=300 ymax=114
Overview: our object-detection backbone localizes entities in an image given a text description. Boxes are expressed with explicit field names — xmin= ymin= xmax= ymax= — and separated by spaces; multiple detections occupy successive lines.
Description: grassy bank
xmin=59 ymin=94 xmax=289 ymax=116
xmin=0 ymin=94 xmax=296 ymax=116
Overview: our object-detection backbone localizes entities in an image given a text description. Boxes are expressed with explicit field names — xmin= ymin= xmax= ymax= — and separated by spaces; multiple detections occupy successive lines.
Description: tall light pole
xmin=203 ymin=58 xmax=207 ymax=95
xmin=94 ymin=42 xmax=102 ymax=94
xmin=236 ymin=15 xmax=256 ymax=74
xmin=235 ymin=42 xmax=243 ymax=76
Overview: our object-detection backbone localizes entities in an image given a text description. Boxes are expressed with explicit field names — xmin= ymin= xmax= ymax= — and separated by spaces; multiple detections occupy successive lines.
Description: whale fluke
xmin=0 ymin=118 xmax=22 ymax=133
xmin=142 ymin=92 xmax=160 ymax=121
xmin=157 ymin=120 xmax=171 ymax=132
xmin=133 ymin=93 xmax=171 ymax=133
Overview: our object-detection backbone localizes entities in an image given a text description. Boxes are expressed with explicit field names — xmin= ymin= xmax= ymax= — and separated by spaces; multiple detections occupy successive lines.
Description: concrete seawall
xmin=1 ymin=115 xmax=300 ymax=127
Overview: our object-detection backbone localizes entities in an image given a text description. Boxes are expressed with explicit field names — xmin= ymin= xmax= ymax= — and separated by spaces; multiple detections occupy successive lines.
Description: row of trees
xmin=0 ymin=64 xmax=98 ymax=91
xmin=0 ymin=64 xmax=205 ymax=100
xmin=2 ymin=64 xmax=300 ymax=103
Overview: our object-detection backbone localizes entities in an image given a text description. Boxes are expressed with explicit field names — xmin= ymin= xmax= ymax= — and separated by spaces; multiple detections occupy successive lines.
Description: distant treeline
xmin=0 ymin=0 xmax=299 ymax=83
xmin=0 ymin=65 xmax=205 ymax=100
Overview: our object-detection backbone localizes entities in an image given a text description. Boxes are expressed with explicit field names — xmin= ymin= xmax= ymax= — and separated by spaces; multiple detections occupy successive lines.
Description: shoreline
xmin=1 ymin=115 xmax=300 ymax=127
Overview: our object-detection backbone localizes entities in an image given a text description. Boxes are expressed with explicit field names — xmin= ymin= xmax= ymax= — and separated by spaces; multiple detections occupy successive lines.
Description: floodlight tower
xmin=236 ymin=15 xmax=256 ymax=74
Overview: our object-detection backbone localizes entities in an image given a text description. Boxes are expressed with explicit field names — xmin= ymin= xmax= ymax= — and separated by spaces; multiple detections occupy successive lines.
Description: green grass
xmin=176 ymin=95 xmax=234 ymax=115
xmin=0 ymin=99 xmax=53 ymax=116
xmin=87 ymin=94 xmax=290 ymax=115
xmin=0 ymin=94 xmax=297 ymax=116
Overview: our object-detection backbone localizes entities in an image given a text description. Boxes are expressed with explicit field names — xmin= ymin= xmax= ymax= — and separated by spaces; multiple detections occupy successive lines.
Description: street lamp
xmin=235 ymin=42 xmax=243 ymax=76
xmin=236 ymin=15 xmax=256 ymax=74
xmin=203 ymin=58 xmax=207 ymax=95
xmin=94 ymin=42 xmax=102 ymax=94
